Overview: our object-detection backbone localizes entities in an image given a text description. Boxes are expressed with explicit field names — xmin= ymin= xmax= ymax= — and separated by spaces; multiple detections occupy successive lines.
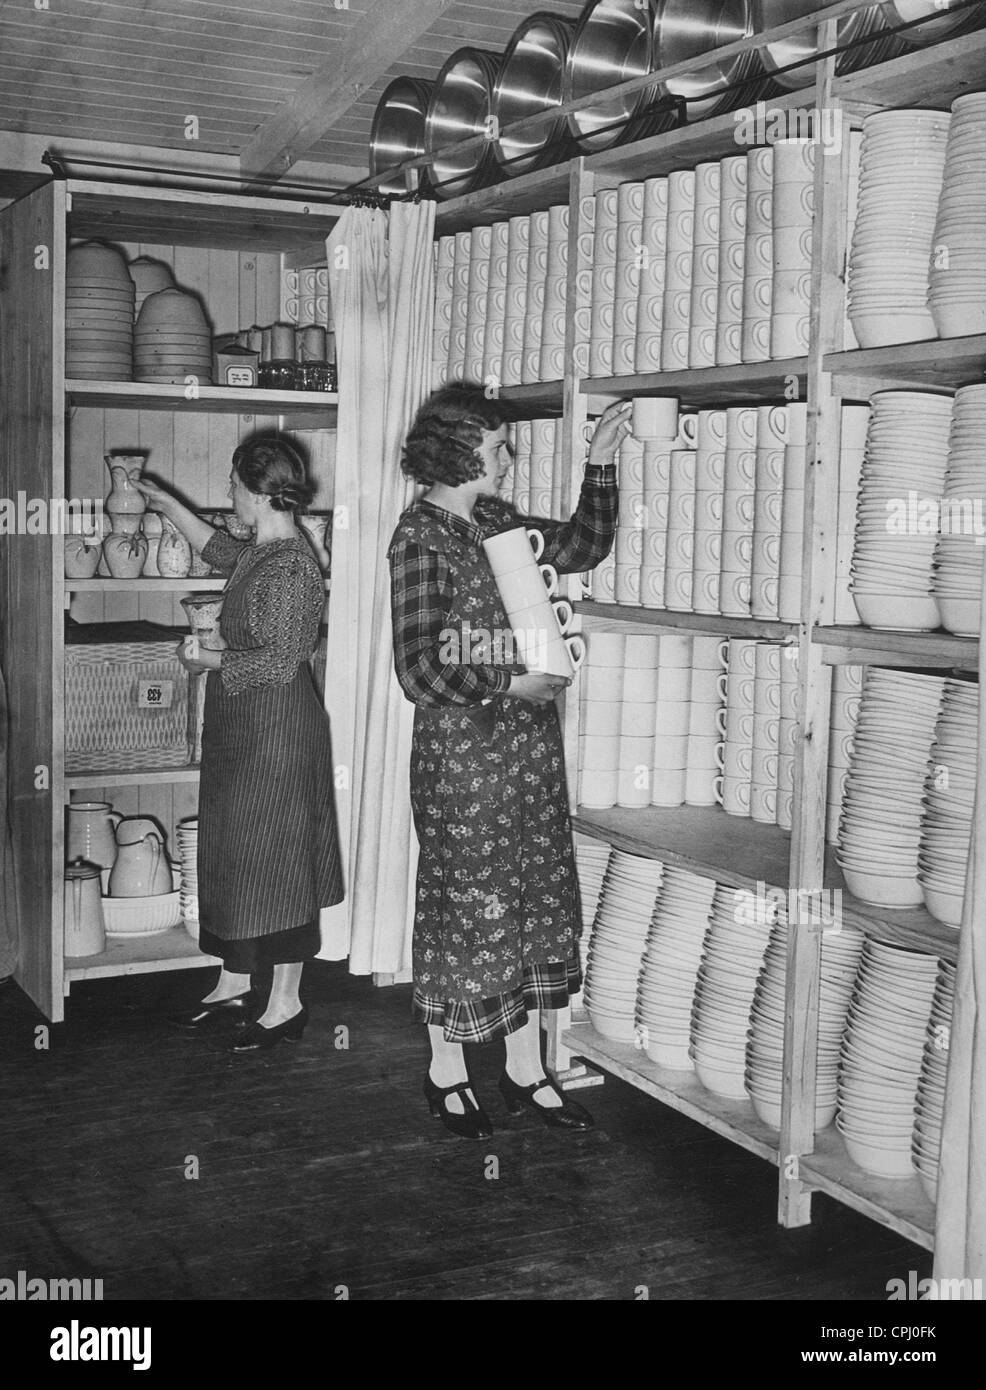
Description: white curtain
xmin=318 ymin=200 xmax=436 ymax=975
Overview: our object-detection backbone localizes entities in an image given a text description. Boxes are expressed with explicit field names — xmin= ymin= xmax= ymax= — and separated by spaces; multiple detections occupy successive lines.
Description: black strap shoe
xmin=166 ymin=990 xmax=254 ymax=1031
xmin=230 ymin=1005 xmax=308 ymax=1052
xmin=424 ymin=1072 xmax=493 ymax=1140
xmin=499 ymin=1071 xmax=594 ymax=1131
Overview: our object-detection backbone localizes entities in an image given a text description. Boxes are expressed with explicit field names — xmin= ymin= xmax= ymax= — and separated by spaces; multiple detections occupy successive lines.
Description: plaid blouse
xmin=389 ymin=464 xmax=617 ymax=708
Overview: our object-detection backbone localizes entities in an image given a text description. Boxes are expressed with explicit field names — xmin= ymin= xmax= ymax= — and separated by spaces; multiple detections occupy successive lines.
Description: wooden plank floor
xmin=0 ymin=963 xmax=932 ymax=1302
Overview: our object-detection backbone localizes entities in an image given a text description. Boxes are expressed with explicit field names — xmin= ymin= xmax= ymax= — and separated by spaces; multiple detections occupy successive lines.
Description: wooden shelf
xmin=800 ymin=1125 xmax=935 ymax=1252
xmin=65 ymin=765 xmax=201 ymax=790
xmin=834 ymin=26 xmax=986 ymax=111
xmin=580 ymin=358 xmax=809 ymax=408
xmin=433 ymin=165 xmax=573 ymax=234
xmin=498 ymin=380 xmax=564 ymax=417
xmin=562 ymin=1023 xmax=780 ymax=1166
xmin=65 ymin=578 xmax=226 ymax=593
xmin=65 ymin=925 xmax=218 ymax=983
xmin=66 ymin=380 xmax=338 ymax=423
xmin=572 ymin=805 xmax=798 ymax=893
xmin=837 ymin=885 xmax=960 ymax=964
xmin=578 ymin=602 xmax=799 ymax=641
xmin=815 ymin=624 xmax=978 ymax=670
xmin=826 ymin=334 xmax=986 ymax=396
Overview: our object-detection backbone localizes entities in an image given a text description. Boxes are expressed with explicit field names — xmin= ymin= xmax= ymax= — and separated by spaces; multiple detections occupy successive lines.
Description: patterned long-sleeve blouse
xmin=201 ymin=530 xmax=325 ymax=697
xmin=389 ymin=463 xmax=617 ymax=709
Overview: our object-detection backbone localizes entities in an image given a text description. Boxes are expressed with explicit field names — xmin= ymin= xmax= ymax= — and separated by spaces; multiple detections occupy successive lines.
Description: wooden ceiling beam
xmin=239 ymin=0 xmax=453 ymax=185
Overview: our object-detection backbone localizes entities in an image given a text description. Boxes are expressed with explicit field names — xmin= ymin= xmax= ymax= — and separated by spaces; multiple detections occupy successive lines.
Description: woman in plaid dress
xmin=388 ymin=387 xmax=630 ymax=1138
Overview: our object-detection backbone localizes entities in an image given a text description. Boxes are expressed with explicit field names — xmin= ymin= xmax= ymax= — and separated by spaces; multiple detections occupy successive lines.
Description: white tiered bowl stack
xmin=635 ymin=867 xmax=717 ymax=1071
xmin=836 ymin=940 xmax=939 ymax=1180
xmin=175 ymin=817 xmax=199 ymax=939
xmin=933 ymin=383 xmax=986 ymax=635
xmin=584 ymin=851 xmax=664 ymax=1043
xmin=65 ymin=241 xmax=135 ymax=381
xmin=911 ymin=960 xmax=956 ymax=1205
xmin=574 ymin=838 xmax=611 ymax=985
xmin=918 ymin=677 xmax=977 ymax=928
xmin=850 ymin=390 xmax=953 ymax=631
xmin=689 ymin=883 xmax=773 ymax=1099
xmin=847 ymin=109 xmax=949 ymax=347
xmin=135 ymin=288 xmax=213 ymax=384
xmin=836 ymin=668 xmax=944 ymax=907
xmin=929 ymin=93 xmax=986 ymax=339
xmin=746 ymin=918 xmax=864 ymax=1131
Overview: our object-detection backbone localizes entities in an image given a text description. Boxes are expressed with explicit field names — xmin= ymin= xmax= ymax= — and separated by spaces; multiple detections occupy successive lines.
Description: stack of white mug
xmin=483 ymin=526 xmax=585 ymax=681
xmin=613 ymin=182 xmax=644 ymax=375
xmin=716 ymin=155 xmax=748 ymax=366
xmin=661 ymin=170 xmax=695 ymax=372
xmin=716 ymin=639 xmax=787 ymax=825
xmin=621 ymin=398 xmax=697 ymax=607
xmin=446 ymin=230 xmax=472 ymax=382
xmin=827 ymin=666 xmax=863 ymax=845
xmin=689 ymin=162 xmax=721 ymax=369
xmin=771 ymin=139 xmax=815 ymax=360
xmin=501 ymin=215 xmax=530 ymax=386
xmin=503 ymin=418 xmax=567 ymax=520
xmin=751 ymin=405 xmax=790 ymax=619
xmin=635 ymin=177 xmax=669 ymax=373
xmin=463 ymin=224 xmax=492 ymax=382
xmin=587 ymin=190 xmax=619 ymax=378
xmin=741 ymin=147 xmax=774 ymax=363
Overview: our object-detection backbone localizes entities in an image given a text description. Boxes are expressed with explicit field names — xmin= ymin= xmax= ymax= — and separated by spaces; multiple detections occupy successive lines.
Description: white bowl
xmin=102 ymin=890 xmax=182 ymax=935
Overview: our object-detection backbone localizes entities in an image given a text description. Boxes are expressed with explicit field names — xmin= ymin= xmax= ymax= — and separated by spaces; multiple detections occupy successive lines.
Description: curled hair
xmin=401 ymin=384 xmax=508 ymax=487
xmin=231 ymin=434 xmax=315 ymax=513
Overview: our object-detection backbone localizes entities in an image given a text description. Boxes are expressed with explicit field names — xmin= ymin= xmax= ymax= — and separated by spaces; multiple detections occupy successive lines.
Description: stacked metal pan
xmin=369 ymin=77 xmax=434 ymax=197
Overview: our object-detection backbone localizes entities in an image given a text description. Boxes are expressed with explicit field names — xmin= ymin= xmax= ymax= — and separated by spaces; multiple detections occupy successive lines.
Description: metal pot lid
xmin=425 ymin=47 xmax=502 ymax=198
xmin=565 ymin=0 xmax=655 ymax=152
xmin=492 ymin=12 xmax=576 ymax=175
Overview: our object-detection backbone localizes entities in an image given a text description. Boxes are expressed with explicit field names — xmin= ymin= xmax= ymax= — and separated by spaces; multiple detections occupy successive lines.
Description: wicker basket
xmin=65 ymin=632 xmax=197 ymax=771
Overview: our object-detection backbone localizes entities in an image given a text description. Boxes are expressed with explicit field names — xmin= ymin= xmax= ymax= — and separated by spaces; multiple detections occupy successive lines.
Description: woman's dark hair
xmin=401 ymin=384 xmax=508 ymax=486
xmin=231 ymin=435 xmax=315 ymax=512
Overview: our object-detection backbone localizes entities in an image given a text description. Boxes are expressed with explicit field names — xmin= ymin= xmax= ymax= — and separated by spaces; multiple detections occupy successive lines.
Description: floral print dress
xmin=388 ymin=469 xmax=616 ymax=1043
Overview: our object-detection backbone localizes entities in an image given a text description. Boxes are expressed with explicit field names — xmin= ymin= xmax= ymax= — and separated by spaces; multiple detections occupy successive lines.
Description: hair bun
xmin=272 ymin=479 xmax=314 ymax=511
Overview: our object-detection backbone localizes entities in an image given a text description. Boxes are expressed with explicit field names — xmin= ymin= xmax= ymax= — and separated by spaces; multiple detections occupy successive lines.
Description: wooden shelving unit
xmin=580 ymin=358 xmax=810 ymax=407
xmin=66 ymin=380 xmax=338 ymax=429
xmin=578 ymin=601 xmax=799 ymax=642
xmin=815 ymin=624 xmax=978 ymax=670
xmin=64 ymin=926 xmax=218 ymax=983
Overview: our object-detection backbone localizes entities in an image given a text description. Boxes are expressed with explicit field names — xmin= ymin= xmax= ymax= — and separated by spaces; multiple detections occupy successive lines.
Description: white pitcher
xmin=64 ymin=860 xmax=105 ymax=957
xmin=66 ymin=802 xmax=121 ymax=869
xmin=109 ymin=818 xmax=171 ymax=897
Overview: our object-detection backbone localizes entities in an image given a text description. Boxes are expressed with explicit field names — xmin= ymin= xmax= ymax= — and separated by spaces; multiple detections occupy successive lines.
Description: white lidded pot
xmin=64 ymin=859 xmax=106 ymax=957
xmin=109 ymin=818 xmax=172 ymax=897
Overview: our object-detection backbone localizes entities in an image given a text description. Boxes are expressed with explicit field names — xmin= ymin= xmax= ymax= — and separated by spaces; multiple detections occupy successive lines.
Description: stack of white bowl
xmin=176 ymin=816 xmax=199 ymax=938
xmin=431 ymin=234 xmax=455 ymax=387
xmin=834 ymin=405 xmax=871 ymax=625
xmin=134 ymin=288 xmax=213 ymax=384
xmin=588 ymin=190 xmax=619 ymax=378
xmin=771 ymin=139 xmax=814 ymax=359
xmin=501 ymin=215 xmax=530 ymax=386
xmin=720 ymin=406 xmax=757 ymax=617
xmin=664 ymin=448 xmax=697 ymax=611
xmin=911 ymin=960 xmax=956 ymax=1205
xmin=836 ymin=940 xmax=939 ymax=1180
xmin=741 ymin=147 xmax=774 ymax=364
xmin=847 ymin=109 xmax=949 ymax=348
xmin=584 ymin=851 xmax=664 ymax=1044
xmin=661 ymin=171 xmax=695 ymax=372
xmin=751 ymin=405 xmax=788 ymax=620
xmin=521 ymin=212 xmax=549 ymax=385
xmin=715 ymin=156 xmax=747 ymax=366
xmin=689 ymin=883 xmax=773 ymax=1099
xmin=482 ymin=221 xmax=510 ymax=386
xmin=635 ymin=177 xmax=669 ymax=373
xmin=919 ymin=677 xmax=977 ymax=928
xmin=836 ymin=668 xmax=945 ymax=907
xmin=826 ymin=665 xmax=863 ymax=845
xmin=651 ymin=634 xmax=696 ymax=809
xmin=574 ymin=838 xmax=611 ymax=977
xmin=929 ymin=93 xmax=986 ymax=339
xmin=689 ymin=162 xmax=720 ymax=369
xmin=579 ymin=632 xmax=625 ymax=808
xmin=539 ymin=204 xmax=569 ymax=383
xmin=746 ymin=916 xmax=865 ymax=1131
xmin=934 ymin=383 xmax=986 ymax=635
xmin=778 ymin=403 xmax=808 ymax=621
xmin=850 ymin=390 xmax=953 ymax=630
xmin=617 ymin=634 xmax=660 ymax=810
xmin=635 ymin=867 xmax=717 ymax=1071
xmin=612 ymin=183 xmax=644 ymax=375
xmin=615 ymin=432 xmax=645 ymax=605
xmin=65 ymin=241 xmax=135 ymax=381
xmin=446 ymin=230 xmax=471 ymax=382
xmin=686 ymin=637 xmax=725 ymax=808
xmin=692 ymin=409 xmax=726 ymax=615
xmin=464 ymin=225 xmax=492 ymax=383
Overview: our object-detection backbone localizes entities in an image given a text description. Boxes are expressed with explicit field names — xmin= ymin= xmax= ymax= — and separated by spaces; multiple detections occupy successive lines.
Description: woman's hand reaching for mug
xmin=509 ymin=672 xmax=571 ymax=705
xmin=587 ymin=399 xmax=633 ymax=467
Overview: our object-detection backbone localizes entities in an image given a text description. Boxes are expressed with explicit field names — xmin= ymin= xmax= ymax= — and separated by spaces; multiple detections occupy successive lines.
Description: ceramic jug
xmin=158 ymin=516 xmax=192 ymax=577
xmin=66 ymin=801 xmax=121 ymax=869
xmin=64 ymin=860 xmax=106 ymax=957
xmin=109 ymin=818 xmax=171 ymax=897
xmin=181 ymin=597 xmax=225 ymax=763
xmin=104 ymin=452 xmax=148 ymax=525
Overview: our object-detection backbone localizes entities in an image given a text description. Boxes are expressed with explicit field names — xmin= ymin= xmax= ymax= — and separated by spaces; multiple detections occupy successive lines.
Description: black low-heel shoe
xmin=166 ymin=991 xmax=254 ymax=1031
xmin=499 ymin=1072 xmax=594 ymax=1131
xmin=230 ymin=1005 xmax=307 ymax=1052
xmin=424 ymin=1072 xmax=493 ymax=1140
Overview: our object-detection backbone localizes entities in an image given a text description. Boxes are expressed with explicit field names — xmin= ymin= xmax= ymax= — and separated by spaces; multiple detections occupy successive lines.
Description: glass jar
xmin=259 ymin=360 xmax=297 ymax=389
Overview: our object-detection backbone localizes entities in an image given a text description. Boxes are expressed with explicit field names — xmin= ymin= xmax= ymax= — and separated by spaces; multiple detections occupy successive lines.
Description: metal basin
xmin=425 ymin=48 xmax=503 ymax=199
xmin=370 ymin=77 xmax=434 ymax=198
xmin=655 ymin=0 xmax=760 ymax=120
xmin=753 ymin=0 xmax=897 ymax=90
xmin=564 ymin=0 xmax=656 ymax=152
xmin=880 ymin=0 xmax=986 ymax=49
xmin=492 ymin=12 xmax=576 ymax=176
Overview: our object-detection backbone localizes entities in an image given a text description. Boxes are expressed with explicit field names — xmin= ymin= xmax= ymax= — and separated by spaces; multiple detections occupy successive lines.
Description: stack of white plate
xmin=847 ymin=109 xmax=949 ymax=347
xmin=746 ymin=918 xmax=864 ymax=1130
xmin=135 ymin=288 xmax=213 ymax=384
xmin=929 ymin=93 xmax=986 ymax=339
xmin=65 ymin=241 xmax=134 ymax=381
xmin=176 ymin=817 xmax=199 ymax=939
xmin=574 ymin=839 xmax=611 ymax=972
xmin=919 ymin=678 xmax=977 ymax=928
xmin=689 ymin=883 xmax=773 ymax=1098
xmin=836 ymin=669 xmax=944 ymax=907
xmin=584 ymin=851 xmax=664 ymax=1043
xmin=850 ymin=390 xmax=953 ymax=631
xmin=634 ymin=867 xmax=717 ymax=1071
xmin=912 ymin=960 xmax=956 ymax=1205
xmin=836 ymin=939 xmax=939 ymax=1179
xmin=933 ymin=383 xmax=986 ymax=635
